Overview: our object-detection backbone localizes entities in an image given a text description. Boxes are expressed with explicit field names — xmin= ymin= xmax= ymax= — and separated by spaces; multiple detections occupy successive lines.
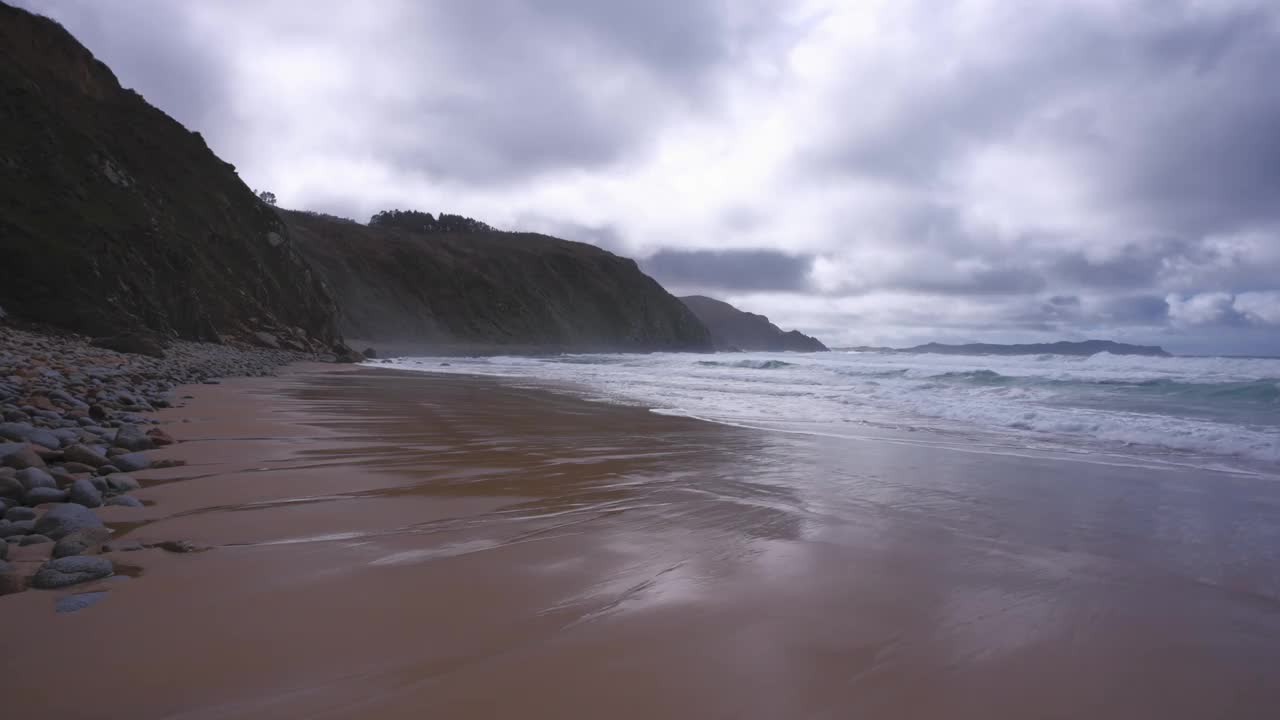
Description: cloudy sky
xmin=21 ymin=0 xmax=1280 ymax=353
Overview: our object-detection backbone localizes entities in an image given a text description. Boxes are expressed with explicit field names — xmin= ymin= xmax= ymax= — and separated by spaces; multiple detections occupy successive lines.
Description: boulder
xmin=33 ymin=503 xmax=103 ymax=540
xmin=63 ymin=444 xmax=108 ymax=468
xmin=1 ymin=445 xmax=44 ymax=470
xmin=18 ymin=533 xmax=51 ymax=545
xmin=68 ymin=477 xmax=103 ymax=508
xmin=31 ymin=556 xmax=114 ymax=589
xmin=52 ymin=527 xmax=113 ymax=558
xmin=362 ymin=347 xmax=377 ymax=359
xmin=111 ymin=452 xmax=151 ymax=472
xmin=0 ymin=422 xmax=60 ymax=449
xmin=23 ymin=487 xmax=68 ymax=506
xmin=104 ymin=473 xmax=141 ymax=492
xmin=0 ymin=519 xmax=29 ymax=538
xmin=4 ymin=506 xmax=36 ymax=521
xmin=113 ymin=424 xmax=154 ymax=452
xmin=15 ymin=466 xmax=56 ymax=491
xmin=105 ymin=495 xmax=143 ymax=508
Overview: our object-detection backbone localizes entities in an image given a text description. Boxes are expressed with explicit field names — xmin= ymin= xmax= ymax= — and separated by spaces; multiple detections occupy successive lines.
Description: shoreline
xmin=3 ymin=361 xmax=1280 ymax=718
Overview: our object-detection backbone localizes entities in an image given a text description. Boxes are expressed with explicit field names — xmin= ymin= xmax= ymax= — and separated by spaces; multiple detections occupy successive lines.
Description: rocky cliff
xmin=0 ymin=3 xmax=340 ymax=350
xmin=287 ymin=211 xmax=713 ymax=353
xmin=679 ymin=296 xmax=827 ymax=352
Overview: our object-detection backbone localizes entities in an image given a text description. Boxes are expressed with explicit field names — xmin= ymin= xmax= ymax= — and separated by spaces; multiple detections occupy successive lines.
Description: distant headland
xmin=839 ymin=340 xmax=1172 ymax=357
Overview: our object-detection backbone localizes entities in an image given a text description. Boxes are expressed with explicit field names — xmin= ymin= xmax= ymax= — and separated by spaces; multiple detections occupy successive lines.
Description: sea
xmin=381 ymin=350 xmax=1280 ymax=477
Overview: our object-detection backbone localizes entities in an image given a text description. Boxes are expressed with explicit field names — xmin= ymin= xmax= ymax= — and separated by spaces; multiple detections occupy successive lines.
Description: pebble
xmin=16 ymin=466 xmax=56 ymax=491
xmin=31 ymin=556 xmax=114 ymax=589
xmin=105 ymin=495 xmax=143 ymax=508
xmin=68 ymin=477 xmax=103 ymax=508
xmin=111 ymin=452 xmax=151 ymax=472
xmin=33 ymin=503 xmax=104 ymax=540
xmin=23 ymin=487 xmax=68 ymax=506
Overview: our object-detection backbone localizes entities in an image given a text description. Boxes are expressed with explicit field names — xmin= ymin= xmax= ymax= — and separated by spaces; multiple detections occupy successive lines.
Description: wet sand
xmin=4 ymin=363 xmax=1280 ymax=718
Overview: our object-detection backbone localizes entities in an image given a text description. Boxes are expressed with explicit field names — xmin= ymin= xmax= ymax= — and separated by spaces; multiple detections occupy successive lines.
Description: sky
xmin=19 ymin=0 xmax=1280 ymax=354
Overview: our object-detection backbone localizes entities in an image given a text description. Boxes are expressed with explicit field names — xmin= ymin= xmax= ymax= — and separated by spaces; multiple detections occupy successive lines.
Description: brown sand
xmin=3 ymin=363 xmax=1279 ymax=718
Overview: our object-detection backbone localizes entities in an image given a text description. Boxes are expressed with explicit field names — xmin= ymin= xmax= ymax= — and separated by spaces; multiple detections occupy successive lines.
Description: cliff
xmin=287 ymin=211 xmax=713 ymax=353
xmin=679 ymin=296 xmax=827 ymax=352
xmin=0 ymin=3 xmax=340 ymax=350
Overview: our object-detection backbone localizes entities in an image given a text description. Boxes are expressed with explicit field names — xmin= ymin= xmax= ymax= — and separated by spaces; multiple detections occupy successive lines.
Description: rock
xmin=362 ymin=347 xmax=377 ymax=359
xmin=111 ymin=452 xmax=151 ymax=472
xmin=0 ymin=539 xmax=6 ymax=560
xmin=50 ymin=427 xmax=81 ymax=447
xmin=24 ymin=487 xmax=68 ymax=506
xmin=31 ymin=556 xmax=114 ymax=589
xmin=102 ymin=539 xmax=145 ymax=553
xmin=145 ymin=427 xmax=176 ymax=446
xmin=47 ymin=466 xmax=76 ymax=485
xmin=16 ymin=466 xmax=56 ymax=491
xmin=4 ymin=506 xmax=36 ymax=521
xmin=0 ymin=474 xmax=23 ymax=500
xmin=55 ymin=590 xmax=111 ymax=613
xmin=1 ymin=445 xmax=44 ymax=470
xmin=105 ymin=494 xmax=143 ymax=508
xmin=33 ymin=503 xmax=103 ymax=540
xmin=104 ymin=473 xmax=140 ymax=492
xmin=63 ymin=443 xmax=108 ymax=468
xmin=113 ymin=424 xmax=154 ymax=452
xmin=18 ymin=533 xmax=51 ymax=545
xmin=253 ymin=331 xmax=281 ymax=349
xmin=69 ymin=477 xmax=103 ymax=508
xmin=96 ymin=464 xmax=121 ymax=476
xmin=63 ymin=461 xmax=97 ymax=474
xmin=90 ymin=333 xmax=166 ymax=358
xmin=157 ymin=539 xmax=207 ymax=553
xmin=89 ymin=404 xmax=108 ymax=421
xmin=52 ymin=527 xmax=113 ymax=558
xmin=0 ymin=560 xmax=23 ymax=595
xmin=0 ymin=519 xmax=29 ymax=538
xmin=0 ymin=422 xmax=60 ymax=449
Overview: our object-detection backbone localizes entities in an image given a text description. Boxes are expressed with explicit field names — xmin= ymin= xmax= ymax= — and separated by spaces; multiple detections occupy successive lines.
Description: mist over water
xmin=384 ymin=351 xmax=1280 ymax=475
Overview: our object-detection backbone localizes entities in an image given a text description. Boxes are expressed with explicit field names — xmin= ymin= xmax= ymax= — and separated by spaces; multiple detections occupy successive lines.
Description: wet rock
xmin=63 ymin=444 xmax=108 ymax=468
xmin=105 ymin=495 xmax=143 ymax=508
xmin=0 ymin=539 xmax=6 ymax=560
xmin=0 ymin=474 xmax=23 ymax=500
xmin=111 ymin=452 xmax=151 ymax=472
xmin=145 ymin=427 xmax=176 ymax=446
xmin=157 ymin=539 xmax=208 ymax=553
xmin=52 ymin=527 xmax=112 ymax=558
xmin=16 ymin=466 xmax=56 ymax=492
xmin=69 ymin=477 xmax=103 ymax=508
xmin=62 ymin=461 xmax=97 ymax=474
xmin=1 ymin=445 xmax=44 ymax=470
xmin=55 ymin=590 xmax=110 ymax=613
xmin=31 ymin=556 xmax=113 ymax=589
xmin=96 ymin=464 xmax=121 ymax=476
xmin=105 ymin=474 xmax=141 ymax=492
xmin=23 ymin=487 xmax=68 ymax=506
xmin=362 ymin=347 xmax=377 ymax=359
xmin=18 ymin=533 xmax=51 ymax=546
xmin=4 ymin=506 xmax=36 ymax=521
xmin=33 ymin=503 xmax=103 ymax=540
xmin=0 ymin=422 xmax=60 ymax=449
xmin=113 ymin=424 xmax=154 ymax=451
xmin=102 ymin=539 xmax=145 ymax=553
xmin=0 ymin=519 xmax=29 ymax=538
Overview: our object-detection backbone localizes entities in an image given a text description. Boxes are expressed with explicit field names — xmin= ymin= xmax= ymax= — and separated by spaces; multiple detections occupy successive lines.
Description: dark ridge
xmin=0 ymin=3 xmax=340 ymax=349
xmin=837 ymin=340 xmax=1172 ymax=357
xmin=287 ymin=210 xmax=714 ymax=353
xmin=679 ymin=296 xmax=827 ymax=352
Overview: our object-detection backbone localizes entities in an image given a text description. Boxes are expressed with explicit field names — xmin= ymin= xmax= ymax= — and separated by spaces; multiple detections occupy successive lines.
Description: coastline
xmin=3 ymin=362 xmax=1280 ymax=718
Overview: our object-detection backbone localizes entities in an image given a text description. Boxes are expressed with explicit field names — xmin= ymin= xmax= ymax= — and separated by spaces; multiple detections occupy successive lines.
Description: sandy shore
xmin=4 ymin=362 xmax=1280 ymax=718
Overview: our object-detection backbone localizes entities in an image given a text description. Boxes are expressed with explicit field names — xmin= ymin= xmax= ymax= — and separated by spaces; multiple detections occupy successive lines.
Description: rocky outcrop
xmin=679 ymin=296 xmax=828 ymax=352
xmin=288 ymin=211 xmax=713 ymax=353
xmin=0 ymin=3 xmax=340 ymax=348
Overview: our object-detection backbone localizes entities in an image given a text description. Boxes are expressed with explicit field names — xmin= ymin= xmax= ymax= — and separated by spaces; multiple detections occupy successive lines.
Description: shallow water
xmin=385 ymin=350 xmax=1280 ymax=474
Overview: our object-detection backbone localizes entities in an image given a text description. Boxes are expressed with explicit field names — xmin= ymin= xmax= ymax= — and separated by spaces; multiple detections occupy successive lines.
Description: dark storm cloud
xmin=644 ymin=249 xmax=814 ymax=293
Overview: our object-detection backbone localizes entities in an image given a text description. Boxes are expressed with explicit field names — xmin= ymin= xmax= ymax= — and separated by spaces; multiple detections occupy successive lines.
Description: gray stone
xmin=62 ymin=461 xmax=97 ymax=474
xmin=1 ymin=445 xmax=44 ymax=470
xmin=111 ymin=452 xmax=151 ymax=472
xmin=68 ymin=477 xmax=103 ymax=508
xmin=50 ymin=428 xmax=81 ymax=447
xmin=52 ymin=527 xmax=112 ymax=558
xmin=24 ymin=487 xmax=68 ymax=506
xmin=104 ymin=473 xmax=140 ymax=492
xmin=0 ymin=519 xmax=28 ymax=538
xmin=105 ymin=494 xmax=143 ymax=508
xmin=55 ymin=590 xmax=110 ymax=613
xmin=0 ymin=538 xmax=7 ymax=560
xmin=0 ymin=422 xmax=60 ymax=449
xmin=16 ymin=466 xmax=56 ymax=491
xmin=96 ymin=464 xmax=121 ymax=476
xmin=18 ymin=533 xmax=51 ymax=545
xmin=102 ymin=539 xmax=145 ymax=553
xmin=33 ymin=503 xmax=103 ymax=540
xmin=63 ymin=444 xmax=108 ymax=467
xmin=113 ymin=423 xmax=154 ymax=451
xmin=0 ymin=474 xmax=23 ymax=500
xmin=157 ymin=539 xmax=208 ymax=553
xmin=4 ymin=506 xmax=36 ymax=521
xmin=31 ymin=556 xmax=113 ymax=589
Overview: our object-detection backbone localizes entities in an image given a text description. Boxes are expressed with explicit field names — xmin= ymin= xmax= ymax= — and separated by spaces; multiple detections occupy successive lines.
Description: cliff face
xmin=0 ymin=4 xmax=339 ymax=348
xmin=679 ymin=296 xmax=828 ymax=352
xmin=287 ymin=211 xmax=713 ymax=353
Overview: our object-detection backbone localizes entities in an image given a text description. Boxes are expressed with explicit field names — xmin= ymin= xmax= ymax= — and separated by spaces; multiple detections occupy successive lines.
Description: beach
xmin=4 ymin=362 xmax=1280 ymax=718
